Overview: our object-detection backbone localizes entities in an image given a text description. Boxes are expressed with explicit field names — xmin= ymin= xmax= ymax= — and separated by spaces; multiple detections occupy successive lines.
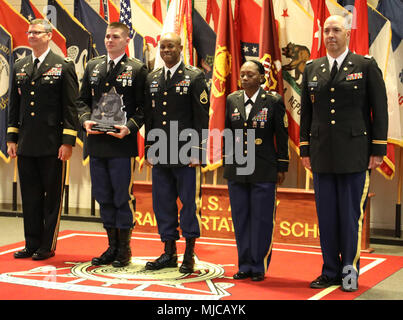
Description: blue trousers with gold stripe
xmin=90 ymin=157 xmax=135 ymax=229
xmin=313 ymin=171 xmax=370 ymax=280
xmin=152 ymin=166 xmax=202 ymax=242
xmin=228 ymin=181 xmax=277 ymax=274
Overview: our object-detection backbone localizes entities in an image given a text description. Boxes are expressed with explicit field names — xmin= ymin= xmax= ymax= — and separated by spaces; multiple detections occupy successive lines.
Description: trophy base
xmin=91 ymin=124 xmax=119 ymax=133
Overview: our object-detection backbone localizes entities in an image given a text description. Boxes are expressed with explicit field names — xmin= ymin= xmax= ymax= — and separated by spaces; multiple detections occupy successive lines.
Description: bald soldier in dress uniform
xmin=144 ymin=32 xmax=209 ymax=274
xmin=77 ymin=22 xmax=147 ymax=267
xmin=224 ymin=60 xmax=289 ymax=281
xmin=300 ymin=15 xmax=388 ymax=291
xmin=7 ymin=19 xmax=79 ymax=260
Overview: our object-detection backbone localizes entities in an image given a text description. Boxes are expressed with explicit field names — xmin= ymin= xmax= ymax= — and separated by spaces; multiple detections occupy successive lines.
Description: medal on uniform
xmin=310 ymin=94 xmax=315 ymax=103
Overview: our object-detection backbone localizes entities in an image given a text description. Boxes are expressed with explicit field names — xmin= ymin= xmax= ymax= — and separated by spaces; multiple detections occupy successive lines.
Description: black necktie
xmin=107 ymin=60 xmax=115 ymax=76
xmin=330 ymin=60 xmax=338 ymax=80
xmin=166 ymin=69 xmax=171 ymax=86
xmin=32 ymin=58 xmax=40 ymax=75
xmin=245 ymin=99 xmax=253 ymax=106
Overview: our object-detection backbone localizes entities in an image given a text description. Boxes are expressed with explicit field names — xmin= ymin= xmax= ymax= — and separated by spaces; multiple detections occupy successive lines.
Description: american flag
xmin=118 ymin=0 xmax=145 ymax=60
xmin=119 ymin=0 xmax=135 ymax=39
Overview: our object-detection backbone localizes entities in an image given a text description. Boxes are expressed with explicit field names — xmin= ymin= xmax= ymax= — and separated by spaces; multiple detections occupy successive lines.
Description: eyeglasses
xmin=26 ymin=31 xmax=49 ymax=36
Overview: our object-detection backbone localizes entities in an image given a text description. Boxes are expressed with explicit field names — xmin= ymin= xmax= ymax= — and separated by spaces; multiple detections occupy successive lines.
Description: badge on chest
xmin=116 ymin=70 xmax=133 ymax=87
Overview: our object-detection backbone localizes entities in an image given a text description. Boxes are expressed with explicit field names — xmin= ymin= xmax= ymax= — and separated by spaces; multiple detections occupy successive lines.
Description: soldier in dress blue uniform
xmin=77 ymin=22 xmax=147 ymax=267
xmin=224 ymin=60 xmax=289 ymax=281
xmin=300 ymin=15 xmax=388 ymax=291
xmin=7 ymin=19 xmax=79 ymax=260
xmin=144 ymin=32 xmax=210 ymax=274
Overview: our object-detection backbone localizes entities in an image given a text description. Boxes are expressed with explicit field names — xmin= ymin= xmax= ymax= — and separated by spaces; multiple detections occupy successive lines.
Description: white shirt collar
xmin=32 ymin=47 xmax=50 ymax=67
xmin=164 ymin=60 xmax=182 ymax=79
xmin=108 ymin=53 xmax=125 ymax=66
xmin=243 ymin=89 xmax=260 ymax=104
xmin=327 ymin=47 xmax=349 ymax=70
xmin=243 ymin=89 xmax=260 ymax=119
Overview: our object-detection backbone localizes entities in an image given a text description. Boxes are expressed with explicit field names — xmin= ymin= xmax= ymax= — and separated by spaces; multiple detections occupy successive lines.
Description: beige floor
xmin=0 ymin=216 xmax=402 ymax=300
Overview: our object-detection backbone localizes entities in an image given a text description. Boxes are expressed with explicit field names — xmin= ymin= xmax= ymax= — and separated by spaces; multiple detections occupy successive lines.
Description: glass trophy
xmin=91 ymin=87 xmax=127 ymax=133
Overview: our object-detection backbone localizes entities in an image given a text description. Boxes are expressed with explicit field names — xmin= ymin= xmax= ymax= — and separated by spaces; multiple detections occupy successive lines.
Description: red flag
xmin=152 ymin=0 xmax=163 ymax=23
xmin=0 ymin=0 xmax=30 ymax=51
xmin=259 ymin=0 xmax=284 ymax=96
xmin=349 ymin=0 xmax=369 ymax=55
xmin=349 ymin=0 xmax=394 ymax=178
xmin=207 ymin=0 xmax=241 ymax=169
xmin=206 ymin=0 xmax=219 ymax=32
xmin=235 ymin=0 xmax=261 ymax=61
xmin=101 ymin=0 xmax=119 ymax=22
xmin=99 ymin=0 xmax=106 ymax=19
xmin=309 ymin=0 xmax=330 ymax=59
xmin=181 ymin=0 xmax=194 ymax=65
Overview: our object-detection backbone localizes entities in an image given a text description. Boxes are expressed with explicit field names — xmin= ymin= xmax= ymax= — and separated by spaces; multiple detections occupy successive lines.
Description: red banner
xmin=309 ymin=0 xmax=330 ymax=59
xmin=207 ymin=0 xmax=240 ymax=169
xmin=259 ymin=0 xmax=284 ymax=96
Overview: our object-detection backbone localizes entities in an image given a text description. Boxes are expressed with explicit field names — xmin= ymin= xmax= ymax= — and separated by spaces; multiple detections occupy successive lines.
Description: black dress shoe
xmin=310 ymin=275 xmax=341 ymax=289
xmin=32 ymin=250 xmax=55 ymax=260
xmin=251 ymin=272 xmax=265 ymax=281
xmin=14 ymin=248 xmax=36 ymax=259
xmin=233 ymin=271 xmax=251 ymax=280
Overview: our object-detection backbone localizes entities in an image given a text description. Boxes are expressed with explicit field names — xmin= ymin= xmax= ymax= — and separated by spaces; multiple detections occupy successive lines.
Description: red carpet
xmin=0 ymin=230 xmax=402 ymax=300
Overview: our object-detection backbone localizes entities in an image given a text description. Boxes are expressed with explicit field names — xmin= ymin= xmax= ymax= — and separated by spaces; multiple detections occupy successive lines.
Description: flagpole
xmin=396 ymin=147 xmax=402 ymax=238
xmin=12 ymin=158 xmax=18 ymax=211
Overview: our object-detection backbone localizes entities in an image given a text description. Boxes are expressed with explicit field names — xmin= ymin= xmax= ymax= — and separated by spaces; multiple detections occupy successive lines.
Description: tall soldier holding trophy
xmin=77 ymin=22 xmax=147 ymax=267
